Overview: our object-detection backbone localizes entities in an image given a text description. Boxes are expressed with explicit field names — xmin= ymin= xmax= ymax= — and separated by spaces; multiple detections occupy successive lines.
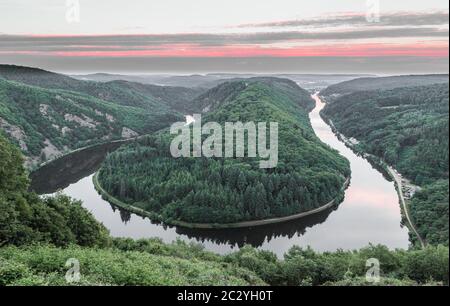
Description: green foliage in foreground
xmin=1 ymin=133 xmax=261 ymax=286
xmin=99 ymin=79 xmax=350 ymax=224
xmin=0 ymin=244 xmax=264 ymax=286
xmin=224 ymin=244 xmax=449 ymax=286
xmin=0 ymin=240 xmax=448 ymax=286
xmin=0 ymin=134 xmax=110 ymax=247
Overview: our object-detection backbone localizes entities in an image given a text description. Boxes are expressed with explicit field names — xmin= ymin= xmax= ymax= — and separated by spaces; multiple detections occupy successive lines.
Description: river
xmin=30 ymin=94 xmax=410 ymax=257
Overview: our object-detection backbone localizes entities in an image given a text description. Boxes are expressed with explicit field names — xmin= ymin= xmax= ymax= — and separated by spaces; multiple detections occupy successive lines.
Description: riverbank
xmin=319 ymin=100 xmax=425 ymax=248
xmin=386 ymin=166 xmax=426 ymax=248
xmin=93 ymin=171 xmax=350 ymax=229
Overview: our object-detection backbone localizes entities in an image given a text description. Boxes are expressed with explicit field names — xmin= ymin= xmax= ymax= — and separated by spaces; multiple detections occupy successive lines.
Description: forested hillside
xmin=102 ymin=80 xmax=204 ymax=113
xmin=98 ymin=79 xmax=350 ymax=225
xmin=0 ymin=64 xmax=213 ymax=167
xmin=190 ymin=77 xmax=315 ymax=113
xmin=322 ymin=83 xmax=448 ymax=185
xmin=1 ymin=129 xmax=448 ymax=286
xmin=321 ymin=75 xmax=448 ymax=100
xmin=0 ymin=65 xmax=204 ymax=113
xmin=321 ymin=83 xmax=449 ymax=246
xmin=0 ymin=78 xmax=181 ymax=167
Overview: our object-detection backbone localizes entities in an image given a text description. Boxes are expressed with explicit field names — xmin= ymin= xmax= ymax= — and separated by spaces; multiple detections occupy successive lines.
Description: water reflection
xmin=29 ymin=141 xmax=130 ymax=194
xmin=107 ymin=202 xmax=338 ymax=248
xmin=174 ymin=205 xmax=338 ymax=248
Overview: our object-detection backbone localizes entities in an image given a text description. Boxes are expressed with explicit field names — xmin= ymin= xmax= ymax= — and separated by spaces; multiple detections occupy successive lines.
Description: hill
xmin=190 ymin=77 xmax=315 ymax=113
xmin=321 ymin=83 xmax=449 ymax=246
xmin=0 ymin=78 xmax=181 ymax=167
xmin=0 ymin=65 xmax=203 ymax=113
xmin=0 ymin=65 xmax=211 ymax=166
xmin=321 ymin=75 xmax=449 ymax=100
xmin=97 ymin=78 xmax=350 ymax=225
xmin=103 ymin=79 xmax=204 ymax=113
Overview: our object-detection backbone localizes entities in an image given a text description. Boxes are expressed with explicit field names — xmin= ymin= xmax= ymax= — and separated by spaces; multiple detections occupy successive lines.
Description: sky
xmin=0 ymin=0 xmax=448 ymax=73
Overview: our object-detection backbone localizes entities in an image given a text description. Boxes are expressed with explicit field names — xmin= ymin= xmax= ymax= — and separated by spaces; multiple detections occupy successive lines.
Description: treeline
xmin=98 ymin=80 xmax=350 ymax=224
xmin=322 ymin=82 xmax=449 ymax=246
xmin=99 ymin=146 xmax=346 ymax=223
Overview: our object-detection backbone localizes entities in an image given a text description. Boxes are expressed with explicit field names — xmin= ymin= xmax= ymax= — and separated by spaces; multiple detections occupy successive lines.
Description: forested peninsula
xmin=97 ymin=78 xmax=351 ymax=225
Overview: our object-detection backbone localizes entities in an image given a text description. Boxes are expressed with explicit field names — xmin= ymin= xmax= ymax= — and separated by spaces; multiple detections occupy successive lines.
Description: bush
xmin=0 ymin=258 xmax=31 ymax=286
xmin=0 ymin=245 xmax=266 ymax=286
xmin=402 ymin=245 xmax=449 ymax=284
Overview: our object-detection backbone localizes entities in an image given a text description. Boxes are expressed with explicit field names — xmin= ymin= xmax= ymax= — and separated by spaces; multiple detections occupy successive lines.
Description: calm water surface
xmin=30 ymin=94 xmax=409 ymax=256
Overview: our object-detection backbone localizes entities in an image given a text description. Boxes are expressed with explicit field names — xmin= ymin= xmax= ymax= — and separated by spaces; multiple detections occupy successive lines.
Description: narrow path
xmin=386 ymin=167 xmax=426 ymax=248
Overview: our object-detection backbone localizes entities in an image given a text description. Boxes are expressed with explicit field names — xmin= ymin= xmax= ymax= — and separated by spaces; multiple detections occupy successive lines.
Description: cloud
xmin=0 ymin=27 xmax=448 ymax=52
xmin=1 ymin=54 xmax=448 ymax=74
xmin=0 ymin=10 xmax=447 ymax=73
xmin=237 ymin=11 xmax=449 ymax=28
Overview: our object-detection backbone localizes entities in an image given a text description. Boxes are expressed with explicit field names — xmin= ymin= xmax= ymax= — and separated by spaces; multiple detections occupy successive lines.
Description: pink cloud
xmin=3 ymin=42 xmax=447 ymax=58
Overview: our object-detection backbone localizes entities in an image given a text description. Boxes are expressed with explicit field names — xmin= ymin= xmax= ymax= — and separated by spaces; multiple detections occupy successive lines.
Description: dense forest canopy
xmin=322 ymin=83 xmax=449 ymax=185
xmin=98 ymin=78 xmax=350 ymax=224
xmin=189 ymin=77 xmax=316 ymax=113
xmin=321 ymin=82 xmax=449 ymax=246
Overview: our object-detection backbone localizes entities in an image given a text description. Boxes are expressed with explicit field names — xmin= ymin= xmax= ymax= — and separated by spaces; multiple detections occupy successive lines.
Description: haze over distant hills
xmin=0 ymin=65 xmax=202 ymax=167
xmin=71 ymin=72 xmax=375 ymax=90
xmin=321 ymin=74 xmax=449 ymax=99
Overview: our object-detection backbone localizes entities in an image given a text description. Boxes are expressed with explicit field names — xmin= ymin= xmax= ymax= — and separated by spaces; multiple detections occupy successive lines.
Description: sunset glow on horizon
xmin=1 ymin=0 xmax=448 ymax=73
